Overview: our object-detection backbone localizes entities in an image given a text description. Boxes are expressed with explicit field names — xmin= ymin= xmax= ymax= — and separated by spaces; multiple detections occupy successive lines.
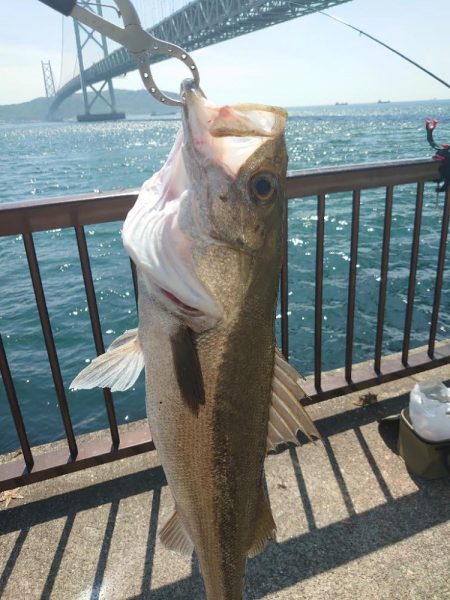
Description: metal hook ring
xmin=135 ymin=43 xmax=200 ymax=107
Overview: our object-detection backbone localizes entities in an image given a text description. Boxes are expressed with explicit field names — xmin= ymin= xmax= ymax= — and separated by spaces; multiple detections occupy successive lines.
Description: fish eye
xmin=250 ymin=173 xmax=277 ymax=203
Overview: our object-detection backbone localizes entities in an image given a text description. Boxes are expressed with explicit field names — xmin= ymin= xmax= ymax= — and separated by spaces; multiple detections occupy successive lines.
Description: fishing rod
xmin=320 ymin=10 xmax=450 ymax=199
xmin=319 ymin=10 xmax=450 ymax=92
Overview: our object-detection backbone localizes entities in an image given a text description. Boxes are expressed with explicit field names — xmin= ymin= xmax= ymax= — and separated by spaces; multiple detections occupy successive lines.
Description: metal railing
xmin=282 ymin=159 xmax=450 ymax=402
xmin=0 ymin=158 xmax=449 ymax=492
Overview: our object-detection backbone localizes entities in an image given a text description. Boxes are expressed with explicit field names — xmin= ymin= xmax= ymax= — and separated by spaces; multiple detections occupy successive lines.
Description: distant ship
xmin=335 ymin=102 xmax=349 ymax=106
xmin=377 ymin=100 xmax=391 ymax=104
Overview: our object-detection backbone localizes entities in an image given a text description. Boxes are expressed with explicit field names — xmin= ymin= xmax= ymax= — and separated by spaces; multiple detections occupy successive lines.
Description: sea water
xmin=0 ymin=100 xmax=449 ymax=452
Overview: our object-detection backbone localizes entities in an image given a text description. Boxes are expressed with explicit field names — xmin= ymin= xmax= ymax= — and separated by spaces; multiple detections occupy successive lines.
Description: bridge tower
xmin=73 ymin=0 xmax=125 ymax=122
xmin=41 ymin=61 xmax=56 ymax=98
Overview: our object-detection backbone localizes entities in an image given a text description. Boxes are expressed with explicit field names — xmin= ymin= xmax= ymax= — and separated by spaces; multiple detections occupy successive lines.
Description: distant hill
xmin=0 ymin=89 xmax=180 ymax=122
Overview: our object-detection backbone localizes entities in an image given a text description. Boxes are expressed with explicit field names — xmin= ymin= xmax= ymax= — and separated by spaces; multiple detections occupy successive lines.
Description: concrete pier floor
xmin=1 ymin=365 xmax=449 ymax=599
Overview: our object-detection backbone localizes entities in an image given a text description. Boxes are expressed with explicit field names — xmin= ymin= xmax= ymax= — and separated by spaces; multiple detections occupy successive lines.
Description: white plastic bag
xmin=409 ymin=380 xmax=450 ymax=442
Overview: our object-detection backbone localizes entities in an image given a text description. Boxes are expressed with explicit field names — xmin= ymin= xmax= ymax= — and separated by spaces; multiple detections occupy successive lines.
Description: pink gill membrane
xmin=160 ymin=287 xmax=202 ymax=314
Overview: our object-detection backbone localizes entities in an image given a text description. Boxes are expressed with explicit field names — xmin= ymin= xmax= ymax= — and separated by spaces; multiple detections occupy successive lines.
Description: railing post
xmin=75 ymin=225 xmax=120 ymax=448
xmin=428 ymin=188 xmax=450 ymax=358
xmin=402 ymin=181 xmax=424 ymax=366
xmin=130 ymin=259 xmax=139 ymax=312
xmin=374 ymin=185 xmax=394 ymax=375
xmin=281 ymin=194 xmax=289 ymax=358
xmin=314 ymin=193 xmax=326 ymax=392
xmin=22 ymin=232 xmax=78 ymax=459
xmin=0 ymin=334 xmax=34 ymax=470
xmin=345 ymin=189 xmax=360 ymax=383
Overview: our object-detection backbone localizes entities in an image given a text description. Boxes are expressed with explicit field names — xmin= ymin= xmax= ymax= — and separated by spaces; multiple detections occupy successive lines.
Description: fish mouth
xmin=123 ymin=83 xmax=287 ymax=325
xmin=180 ymin=79 xmax=287 ymax=179
xmin=181 ymin=78 xmax=206 ymax=104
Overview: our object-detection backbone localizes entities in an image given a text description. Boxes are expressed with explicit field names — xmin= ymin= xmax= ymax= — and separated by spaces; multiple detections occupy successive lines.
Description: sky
xmin=1 ymin=0 xmax=450 ymax=107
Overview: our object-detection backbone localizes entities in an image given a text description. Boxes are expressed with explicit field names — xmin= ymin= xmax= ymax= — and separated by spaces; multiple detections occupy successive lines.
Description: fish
xmin=71 ymin=79 xmax=319 ymax=600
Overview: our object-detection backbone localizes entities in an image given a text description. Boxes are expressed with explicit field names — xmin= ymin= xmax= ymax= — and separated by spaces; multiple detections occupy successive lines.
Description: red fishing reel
xmin=426 ymin=118 xmax=450 ymax=193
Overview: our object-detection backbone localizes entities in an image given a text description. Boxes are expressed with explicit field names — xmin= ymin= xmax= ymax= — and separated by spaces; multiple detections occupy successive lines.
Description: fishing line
xmin=283 ymin=1 xmax=450 ymax=91
xmin=318 ymin=10 xmax=450 ymax=91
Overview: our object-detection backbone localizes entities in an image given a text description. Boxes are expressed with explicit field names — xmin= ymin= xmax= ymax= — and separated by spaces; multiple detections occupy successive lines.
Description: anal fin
xmin=267 ymin=348 xmax=320 ymax=452
xmin=159 ymin=509 xmax=194 ymax=558
xmin=248 ymin=489 xmax=276 ymax=558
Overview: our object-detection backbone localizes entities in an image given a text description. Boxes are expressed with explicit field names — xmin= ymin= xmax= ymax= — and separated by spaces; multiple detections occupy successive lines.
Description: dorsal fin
xmin=70 ymin=328 xmax=144 ymax=392
xmin=267 ymin=348 xmax=320 ymax=452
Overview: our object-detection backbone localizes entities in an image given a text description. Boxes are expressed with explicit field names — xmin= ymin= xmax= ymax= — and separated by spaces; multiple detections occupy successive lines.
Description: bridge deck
xmin=51 ymin=0 xmax=352 ymax=116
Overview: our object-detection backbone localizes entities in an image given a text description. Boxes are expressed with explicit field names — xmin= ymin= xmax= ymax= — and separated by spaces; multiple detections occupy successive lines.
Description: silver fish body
xmin=71 ymin=81 xmax=318 ymax=600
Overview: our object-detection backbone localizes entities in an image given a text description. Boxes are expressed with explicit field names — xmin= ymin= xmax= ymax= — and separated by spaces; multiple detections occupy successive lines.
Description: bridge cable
xmin=72 ymin=55 xmax=79 ymax=81
xmin=58 ymin=14 xmax=65 ymax=91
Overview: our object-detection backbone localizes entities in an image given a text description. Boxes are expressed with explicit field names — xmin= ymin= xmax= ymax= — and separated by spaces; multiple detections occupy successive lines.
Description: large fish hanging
xmin=72 ymin=80 xmax=319 ymax=600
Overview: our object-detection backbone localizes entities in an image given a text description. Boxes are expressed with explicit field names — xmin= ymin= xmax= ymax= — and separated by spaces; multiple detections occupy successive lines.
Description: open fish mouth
xmin=122 ymin=80 xmax=287 ymax=324
xmin=180 ymin=79 xmax=287 ymax=179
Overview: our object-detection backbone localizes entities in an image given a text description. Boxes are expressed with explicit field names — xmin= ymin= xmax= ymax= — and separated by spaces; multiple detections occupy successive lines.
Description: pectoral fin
xmin=248 ymin=489 xmax=276 ymax=558
xmin=70 ymin=328 xmax=144 ymax=392
xmin=170 ymin=326 xmax=205 ymax=414
xmin=267 ymin=348 xmax=320 ymax=452
xmin=159 ymin=509 xmax=194 ymax=557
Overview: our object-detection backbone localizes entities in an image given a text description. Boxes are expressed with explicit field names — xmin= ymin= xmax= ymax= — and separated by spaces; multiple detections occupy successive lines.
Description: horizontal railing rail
xmin=0 ymin=159 xmax=440 ymax=237
xmin=0 ymin=158 xmax=448 ymax=492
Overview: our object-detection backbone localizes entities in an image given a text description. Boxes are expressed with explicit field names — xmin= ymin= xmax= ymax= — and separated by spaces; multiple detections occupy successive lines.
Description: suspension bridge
xmin=46 ymin=0 xmax=351 ymax=120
